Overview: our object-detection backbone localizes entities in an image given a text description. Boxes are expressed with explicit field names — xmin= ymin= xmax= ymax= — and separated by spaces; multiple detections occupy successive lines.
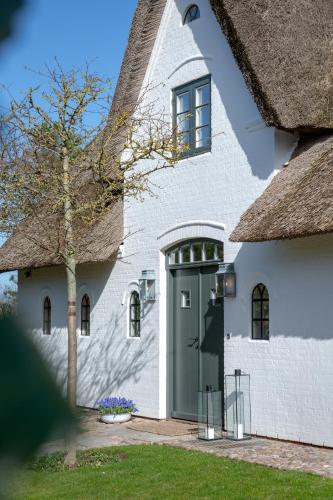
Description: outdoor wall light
xmin=139 ymin=270 xmax=156 ymax=302
xmin=215 ymin=263 xmax=236 ymax=298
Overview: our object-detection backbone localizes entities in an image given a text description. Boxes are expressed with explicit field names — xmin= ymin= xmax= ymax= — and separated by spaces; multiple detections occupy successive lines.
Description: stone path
xmin=42 ymin=410 xmax=333 ymax=479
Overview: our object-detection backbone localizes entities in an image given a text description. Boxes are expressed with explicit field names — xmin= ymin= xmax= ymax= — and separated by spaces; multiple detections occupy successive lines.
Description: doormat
xmin=127 ymin=418 xmax=198 ymax=436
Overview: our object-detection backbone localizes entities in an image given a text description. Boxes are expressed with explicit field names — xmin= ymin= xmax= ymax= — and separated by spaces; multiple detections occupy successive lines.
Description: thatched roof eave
xmin=230 ymin=135 xmax=333 ymax=242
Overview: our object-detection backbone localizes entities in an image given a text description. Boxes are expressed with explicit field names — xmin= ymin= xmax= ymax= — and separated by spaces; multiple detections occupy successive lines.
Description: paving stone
xmin=41 ymin=410 xmax=333 ymax=479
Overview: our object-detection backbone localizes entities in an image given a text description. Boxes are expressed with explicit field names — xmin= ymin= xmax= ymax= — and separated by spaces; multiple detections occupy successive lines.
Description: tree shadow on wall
xmin=76 ymin=311 xmax=156 ymax=406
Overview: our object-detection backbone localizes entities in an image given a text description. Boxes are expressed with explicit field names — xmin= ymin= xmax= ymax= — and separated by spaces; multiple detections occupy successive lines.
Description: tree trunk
xmin=62 ymin=147 xmax=78 ymax=467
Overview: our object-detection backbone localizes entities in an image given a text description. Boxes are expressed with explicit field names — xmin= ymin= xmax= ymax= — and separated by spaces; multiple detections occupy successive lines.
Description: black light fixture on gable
xmin=215 ymin=263 xmax=236 ymax=298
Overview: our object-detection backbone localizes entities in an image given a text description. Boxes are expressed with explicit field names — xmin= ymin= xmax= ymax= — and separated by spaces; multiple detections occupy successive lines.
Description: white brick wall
xmin=18 ymin=0 xmax=333 ymax=446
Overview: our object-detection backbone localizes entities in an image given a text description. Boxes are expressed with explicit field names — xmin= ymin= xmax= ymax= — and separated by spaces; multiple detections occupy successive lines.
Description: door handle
xmin=187 ymin=336 xmax=199 ymax=349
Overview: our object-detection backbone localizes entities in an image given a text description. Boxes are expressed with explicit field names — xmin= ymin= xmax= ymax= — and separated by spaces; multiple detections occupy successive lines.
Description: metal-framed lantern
xmin=139 ymin=270 xmax=156 ymax=302
xmin=198 ymin=387 xmax=223 ymax=441
xmin=215 ymin=263 xmax=236 ymax=298
xmin=225 ymin=369 xmax=251 ymax=440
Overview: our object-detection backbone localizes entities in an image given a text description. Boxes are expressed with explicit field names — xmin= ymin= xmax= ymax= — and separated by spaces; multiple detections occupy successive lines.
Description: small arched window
xmin=129 ymin=291 xmax=141 ymax=338
xmin=183 ymin=4 xmax=200 ymax=24
xmin=81 ymin=294 xmax=90 ymax=336
xmin=43 ymin=296 xmax=51 ymax=335
xmin=252 ymin=284 xmax=269 ymax=340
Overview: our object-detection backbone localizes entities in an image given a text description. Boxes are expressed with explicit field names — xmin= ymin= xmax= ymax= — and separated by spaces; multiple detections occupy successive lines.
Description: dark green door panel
xmin=199 ymin=266 xmax=223 ymax=393
xmin=170 ymin=265 xmax=223 ymax=421
xmin=172 ymin=268 xmax=199 ymax=420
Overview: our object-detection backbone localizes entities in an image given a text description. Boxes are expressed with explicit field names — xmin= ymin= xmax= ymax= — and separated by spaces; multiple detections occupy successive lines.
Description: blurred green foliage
xmin=0 ymin=1 xmax=24 ymax=44
xmin=0 ymin=316 xmax=74 ymax=465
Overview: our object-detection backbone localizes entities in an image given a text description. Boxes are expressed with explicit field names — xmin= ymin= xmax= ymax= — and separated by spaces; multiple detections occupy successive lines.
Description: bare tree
xmin=0 ymin=274 xmax=17 ymax=317
xmin=0 ymin=62 xmax=185 ymax=465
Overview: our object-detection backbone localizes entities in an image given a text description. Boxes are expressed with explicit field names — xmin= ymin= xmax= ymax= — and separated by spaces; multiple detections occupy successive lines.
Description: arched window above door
xmin=167 ymin=240 xmax=223 ymax=267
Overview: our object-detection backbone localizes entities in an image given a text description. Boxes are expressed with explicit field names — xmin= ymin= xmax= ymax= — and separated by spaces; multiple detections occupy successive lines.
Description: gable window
xmin=43 ymin=296 xmax=51 ymax=335
xmin=252 ymin=284 xmax=269 ymax=340
xmin=183 ymin=4 xmax=200 ymax=24
xmin=129 ymin=291 xmax=141 ymax=338
xmin=173 ymin=75 xmax=211 ymax=157
xmin=81 ymin=294 xmax=90 ymax=336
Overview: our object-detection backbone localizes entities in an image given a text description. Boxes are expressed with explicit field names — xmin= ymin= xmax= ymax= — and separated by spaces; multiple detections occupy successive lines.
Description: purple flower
xmin=96 ymin=396 xmax=138 ymax=415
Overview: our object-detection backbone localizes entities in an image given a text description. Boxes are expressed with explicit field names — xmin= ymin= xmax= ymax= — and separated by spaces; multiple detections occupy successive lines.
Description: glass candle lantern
xmin=198 ymin=388 xmax=223 ymax=441
xmin=225 ymin=370 xmax=251 ymax=440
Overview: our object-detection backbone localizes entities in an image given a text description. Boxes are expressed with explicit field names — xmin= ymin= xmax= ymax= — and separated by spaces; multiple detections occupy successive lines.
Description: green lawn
xmin=9 ymin=445 xmax=333 ymax=499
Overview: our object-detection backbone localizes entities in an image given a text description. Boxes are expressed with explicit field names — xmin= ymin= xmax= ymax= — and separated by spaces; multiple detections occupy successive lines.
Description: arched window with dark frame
xmin=81 ymin=294 xmax=90 ymax=336
xmin=183 ymin=4 xmax=200 ymax=24
xmin=43 ymin=296 xmax=51 ymax=335
xmin=252 ymin=284 xmax=269 ymax=340
xmin=129 ymin=291 xmax=140 ymax=338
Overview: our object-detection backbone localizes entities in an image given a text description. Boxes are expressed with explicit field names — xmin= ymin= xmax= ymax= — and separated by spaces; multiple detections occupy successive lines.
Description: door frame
xmin=165 ymin=240 xmax=224 ymax=421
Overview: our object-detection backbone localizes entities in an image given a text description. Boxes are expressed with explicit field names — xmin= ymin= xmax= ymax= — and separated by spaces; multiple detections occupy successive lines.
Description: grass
xmin=8 ymin=445 xmax=333 ymax=499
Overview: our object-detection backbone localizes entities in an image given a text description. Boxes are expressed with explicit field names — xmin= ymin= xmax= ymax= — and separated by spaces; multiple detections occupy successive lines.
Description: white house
xmin=1 ymin=0 xmax=333 ymax=446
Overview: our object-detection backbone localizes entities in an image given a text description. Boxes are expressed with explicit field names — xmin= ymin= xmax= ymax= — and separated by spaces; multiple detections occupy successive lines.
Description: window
xmin=252 ymin=284 xmax=269 ymax=340
xmin=129 ymin=291 xmax=140 ymax=338
xmin=181 ymin=290 xmax=191 ymax=308
xmin=183 ymin=4 xmax=200 ymax=24
xmin=43 ymin=296 xmax=51 ymax=335
xmin=167 ymin=239 xmax=223 ymax=267
xmin=81 ymin=294 xmax=90 ymax=336
xmin=173 ymin=76 xmax=211 ymax=156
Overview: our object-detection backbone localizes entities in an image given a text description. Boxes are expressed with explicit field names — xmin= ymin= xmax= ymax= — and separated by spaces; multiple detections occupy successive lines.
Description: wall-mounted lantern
xmin=215 ymin=263 xmax=236 ymax=298
xmin=139 ymin=270 xmax=156 ymax=302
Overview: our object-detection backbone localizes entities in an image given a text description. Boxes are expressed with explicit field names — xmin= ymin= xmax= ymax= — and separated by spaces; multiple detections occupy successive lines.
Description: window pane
xmin=177 ymin=113 xmax=190 ymax=132
xmin=253 ymin=286 xmax=261 ymax=299
xmin=168 ymin=252 xmax=175 ymax=265
xmin=252 ymin=301 xmax=261 ymax=319
xmin=196 ymin=84 xmax=210 ymax=106
xmin=179 ymin=132 xmax=190 ymax=148
xmin=196 ymin=105 xmax=209 ymax=127
xmin=177 ymin=92 xmax=190 ymax=113
xmin=262 ymin=321 xmax=269 ymax=340
xmin=262 ymin=287 xmax=269 ymax=299
xmin=216 ymin=244 xmax=224 ymax=261
xmin=131 ymin=321 xmax=140 ymax=337
xmin=196 ymin=126 xmax=210 ymax=148
xmin=181 ymin=290 xmax=191 ymax=308
xmin=252 ymin=321 xmax=262 ymax=339
xmin=181 ymin=245 xmax=190 ymax=263
xmin=192 ymin=242 xmax=202 ymax=262
xmin=184 ymin=4 xmax=200 ymax=24
xmin=204 ymin=242 xmax=215 ymax=260
xmin=263 ymin=301 xmax=269 ymax=319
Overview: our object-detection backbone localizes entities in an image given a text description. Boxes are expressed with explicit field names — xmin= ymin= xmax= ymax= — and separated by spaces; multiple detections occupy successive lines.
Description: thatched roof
xmin=1 ymin=0 xmax=332 ymax=271
xmin=0 ymin=0 xmax=166 ymax=273
xmin=0 ymin=200 xmax=123 ymax=272
xmin=114 ymin=0 xmax=333 ymax=132
xmin=210 ymin=0 xmax=333 ymax=131
xmin=230 ymin=135 xmax=333 ymax=242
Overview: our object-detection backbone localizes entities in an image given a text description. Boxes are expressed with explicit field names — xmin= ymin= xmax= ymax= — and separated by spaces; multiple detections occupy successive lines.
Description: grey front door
xmin=171 ymin=265 xmax=223 ymax=420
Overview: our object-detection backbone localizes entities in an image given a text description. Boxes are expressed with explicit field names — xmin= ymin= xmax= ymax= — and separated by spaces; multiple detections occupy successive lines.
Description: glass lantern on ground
xmin=198 ymin=388 xmax=223 ymax=441
xmin=225 ymin=370 xmax=251 ymax=440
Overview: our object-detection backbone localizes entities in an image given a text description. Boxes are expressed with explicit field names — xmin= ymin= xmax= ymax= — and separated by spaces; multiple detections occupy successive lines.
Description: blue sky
xmin=0 ymin=0 xmax=137 ymax=286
